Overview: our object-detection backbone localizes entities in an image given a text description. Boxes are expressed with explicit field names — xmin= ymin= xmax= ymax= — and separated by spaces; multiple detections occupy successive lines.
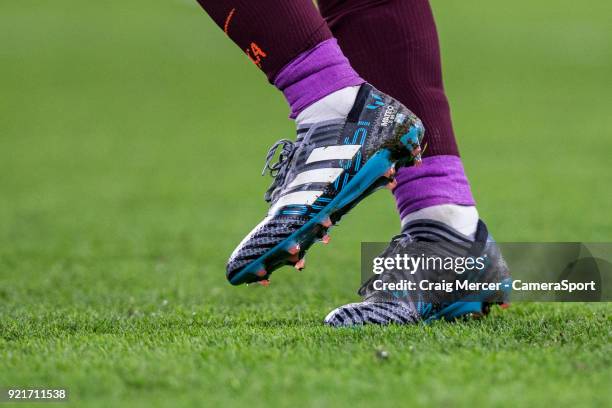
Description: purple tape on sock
xmin=274 ymin=38 xmax=364 ymax=118
xmin=394 ymin=155 xmax=476 ymax=218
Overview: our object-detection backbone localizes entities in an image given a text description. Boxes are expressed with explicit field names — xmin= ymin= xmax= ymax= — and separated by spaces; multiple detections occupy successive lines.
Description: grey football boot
xmin=324 ymin=219 xmax=511 ymax=326
xmin=227 ymin=83 xmax=424 ymax=285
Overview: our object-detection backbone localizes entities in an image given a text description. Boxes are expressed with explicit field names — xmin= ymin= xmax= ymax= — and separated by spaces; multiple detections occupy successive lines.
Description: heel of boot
xmin=398 ymin=118 xmax=424 ymax=166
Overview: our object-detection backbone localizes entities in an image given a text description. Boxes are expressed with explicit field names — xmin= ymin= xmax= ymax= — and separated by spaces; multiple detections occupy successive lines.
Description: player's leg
xmin=317 ymin=0 xmax=507 ymax=325
xmin=318 ymin=0 xmax=478 ymax=235
xmin=195 ymin=1 xmax=425 ymax=285
xmin=195 ymin=1 xmax=358 ymax=117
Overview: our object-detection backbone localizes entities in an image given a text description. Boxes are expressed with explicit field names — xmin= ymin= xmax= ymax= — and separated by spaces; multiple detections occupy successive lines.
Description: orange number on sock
xmin=246 ymin=42 xmax=267 ymax=68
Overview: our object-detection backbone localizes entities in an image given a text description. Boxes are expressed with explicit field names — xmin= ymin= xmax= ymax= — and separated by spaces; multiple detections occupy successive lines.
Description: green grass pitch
xmin=0 ymin=1 xmax=611 ymax=407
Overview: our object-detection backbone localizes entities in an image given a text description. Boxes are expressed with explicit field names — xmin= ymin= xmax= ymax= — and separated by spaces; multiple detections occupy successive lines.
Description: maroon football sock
xmin=196 ymin=1 xmax=364 ymax=117
xmin=318 ymin=0 xmax=475 ymax=216
xmin=195 ymin=0 xmax=332 ymax=82
xmin=318 ymin=0 xmax=459 ymax=157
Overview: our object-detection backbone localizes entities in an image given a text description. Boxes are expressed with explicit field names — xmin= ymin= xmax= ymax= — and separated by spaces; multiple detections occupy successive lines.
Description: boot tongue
xmin=299 ymin=119 xmax=346 ymax=146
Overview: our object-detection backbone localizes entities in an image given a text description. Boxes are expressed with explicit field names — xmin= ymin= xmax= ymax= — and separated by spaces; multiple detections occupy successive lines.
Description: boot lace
xmin=261 ymin=139 xmax=298 ymax=203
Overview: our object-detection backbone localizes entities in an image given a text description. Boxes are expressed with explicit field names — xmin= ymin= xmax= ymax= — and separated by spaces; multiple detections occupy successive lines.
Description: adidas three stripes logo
xmin=268 ymin=144 xmax=362 ymax=215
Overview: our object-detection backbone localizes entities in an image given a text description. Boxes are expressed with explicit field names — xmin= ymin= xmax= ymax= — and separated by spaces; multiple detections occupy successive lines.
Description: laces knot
xmin=261 ymin=139 xmax=298 ymax=203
